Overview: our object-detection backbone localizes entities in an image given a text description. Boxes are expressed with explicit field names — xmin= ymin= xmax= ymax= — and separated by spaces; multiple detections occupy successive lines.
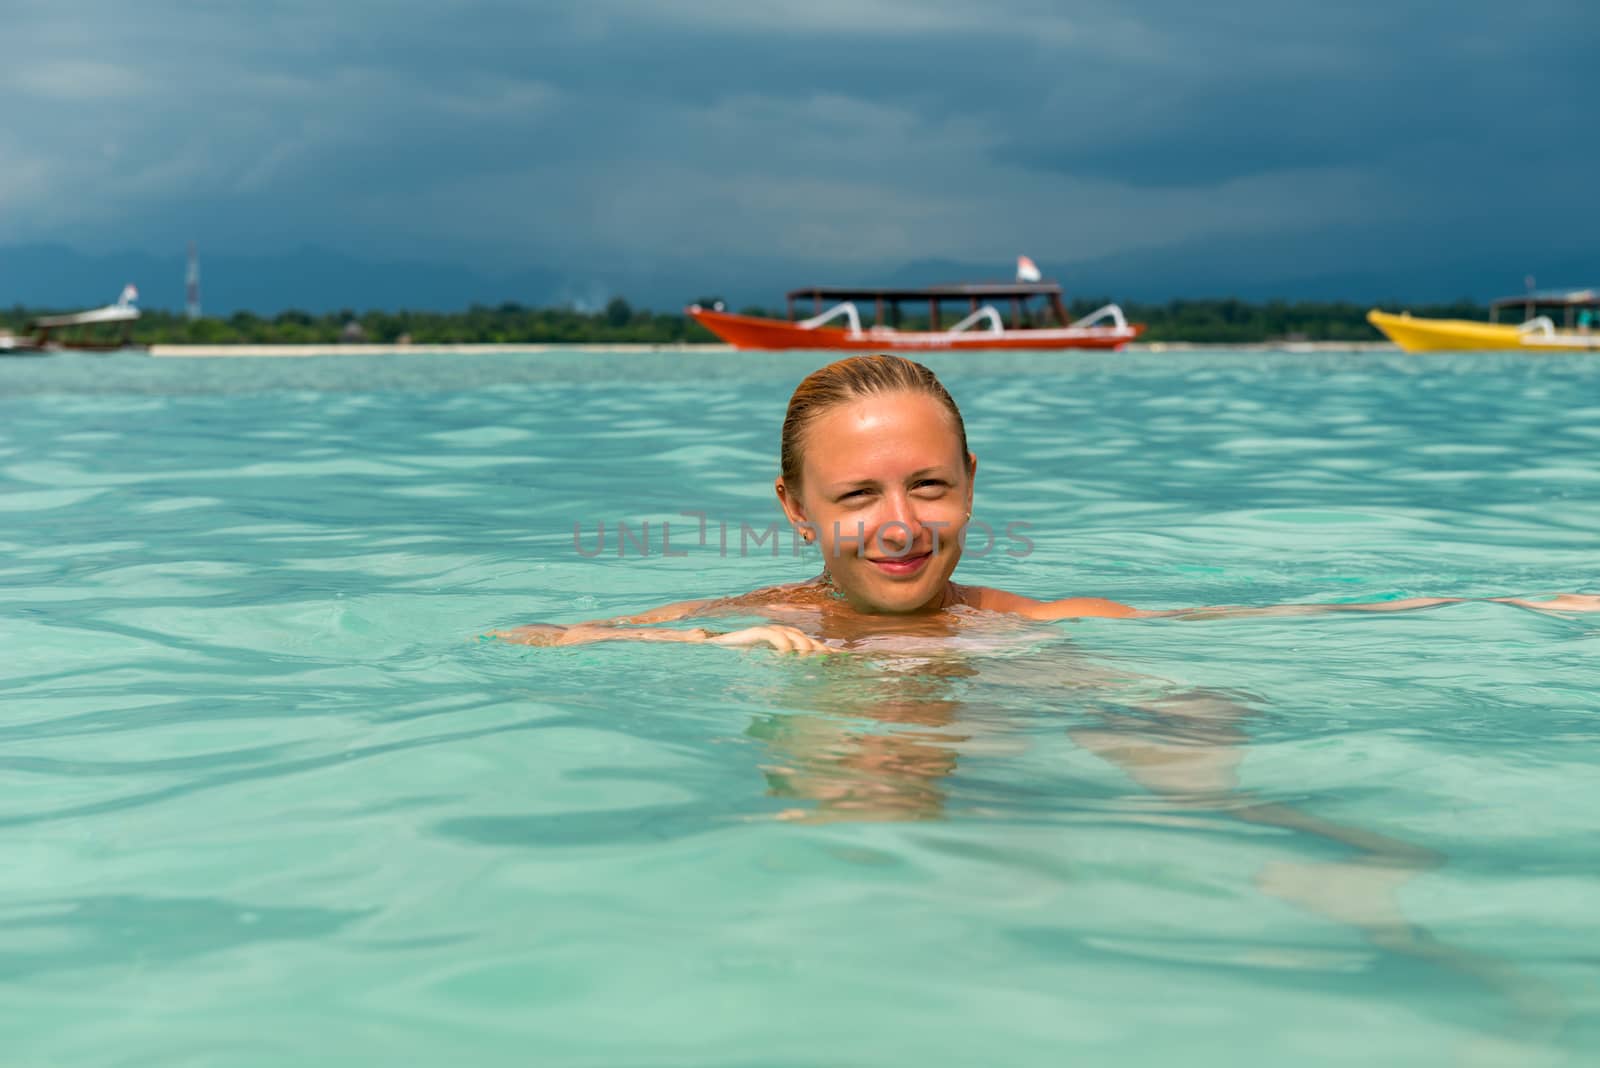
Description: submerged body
xmin=490 ymin=354 xmax=1591 ymax=1045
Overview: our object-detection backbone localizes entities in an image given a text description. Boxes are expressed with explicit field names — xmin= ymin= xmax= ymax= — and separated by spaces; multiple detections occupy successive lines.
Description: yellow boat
xmin=1368 ymin=288 xmax=1600 ymax=353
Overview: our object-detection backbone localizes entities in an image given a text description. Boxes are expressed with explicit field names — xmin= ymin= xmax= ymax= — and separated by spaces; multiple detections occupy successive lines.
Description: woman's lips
xmin=868 ymin=550 xmax=931 ymax=577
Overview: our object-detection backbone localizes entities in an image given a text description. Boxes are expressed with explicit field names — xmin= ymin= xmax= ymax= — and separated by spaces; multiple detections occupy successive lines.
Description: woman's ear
xmin=777 ymin=479 xmax=821 ymax=546
xmin=965 ymin=453 xmax=977 ymax=510
xmin=775 ymin=477 xmax=805 ymax=526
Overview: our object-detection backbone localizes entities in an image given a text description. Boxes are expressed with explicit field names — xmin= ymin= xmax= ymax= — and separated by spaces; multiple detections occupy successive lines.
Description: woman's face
xmin=778 ymin=390 xmax=975 ymax=614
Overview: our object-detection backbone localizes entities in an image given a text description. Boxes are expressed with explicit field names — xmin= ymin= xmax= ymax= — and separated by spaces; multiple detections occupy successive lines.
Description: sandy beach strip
xmin=147 ymin=342 xmax=737 ymax=357
xmin=147 ymin=341 xmax=1399 ymax=357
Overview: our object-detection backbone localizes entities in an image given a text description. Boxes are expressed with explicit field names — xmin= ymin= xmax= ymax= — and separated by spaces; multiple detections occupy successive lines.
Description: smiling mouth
xmin=867 ymin=550 xmax=931 ymax=577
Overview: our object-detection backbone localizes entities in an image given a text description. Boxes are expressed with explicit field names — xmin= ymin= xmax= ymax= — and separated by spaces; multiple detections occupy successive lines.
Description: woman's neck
xmin=810 ymin=574 xmax=965 ymax=616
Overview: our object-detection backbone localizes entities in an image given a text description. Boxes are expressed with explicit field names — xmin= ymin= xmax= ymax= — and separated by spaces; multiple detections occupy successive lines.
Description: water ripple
xmin=3 ymin=349 xmax=1597 ymax=1065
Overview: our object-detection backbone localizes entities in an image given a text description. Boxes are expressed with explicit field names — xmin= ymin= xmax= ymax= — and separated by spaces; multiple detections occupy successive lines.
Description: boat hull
xmin=1367 ymin=310 xmax=1600 ymax=353
xmin=0 ymin=340 xmax=146 ymax=355
xmin=688 ymin=307 xmax=1143 ymax=351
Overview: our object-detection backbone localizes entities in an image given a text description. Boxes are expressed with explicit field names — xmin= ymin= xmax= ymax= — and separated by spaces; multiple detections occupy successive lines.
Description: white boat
xmin=0 ymin=285 xmax=143 ymax=354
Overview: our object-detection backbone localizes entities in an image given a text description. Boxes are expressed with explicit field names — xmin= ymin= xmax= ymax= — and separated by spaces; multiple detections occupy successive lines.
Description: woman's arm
xmin=983 ymin=588 xmax=1600 ymax=622
xmin=1136 ymin=597 xmax=1463 ymax=621
xmin=490 ymin=622 xmax=712 ymax=646
xmin=489 ymin=592 xmax=835 ymax=654
xmin=489 ymin=593 xmax=717 ymax=645
xmin=490 ymin=621 xmax=833 ymax=653
xmin=1140 ymin=594 xmax=1600 ymax=620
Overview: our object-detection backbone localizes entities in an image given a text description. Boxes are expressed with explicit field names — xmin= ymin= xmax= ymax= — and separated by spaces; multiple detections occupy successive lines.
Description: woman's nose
xmin=874 ymin=495 xmax=920 ymax=548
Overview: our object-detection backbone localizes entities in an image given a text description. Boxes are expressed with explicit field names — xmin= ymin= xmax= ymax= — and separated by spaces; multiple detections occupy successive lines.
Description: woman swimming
xmin=495 ymin=354 xmax=1598 ymax=651
xmin=495 ymin=354 xmax=1582 ymax=1041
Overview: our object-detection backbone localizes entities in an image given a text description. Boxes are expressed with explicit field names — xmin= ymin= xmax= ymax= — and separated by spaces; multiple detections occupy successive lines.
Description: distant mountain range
xmin=883 ymin=230 xmax=1592 ymax=307
xmin=1 ymin=238 xmax=1589 ymax=315
xmin=0 ymin=244 xmax=565 ymax=316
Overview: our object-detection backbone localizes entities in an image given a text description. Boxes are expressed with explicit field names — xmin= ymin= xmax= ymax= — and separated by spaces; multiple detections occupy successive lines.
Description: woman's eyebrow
xmin=827 ymin=467 xmax=952 ymax=493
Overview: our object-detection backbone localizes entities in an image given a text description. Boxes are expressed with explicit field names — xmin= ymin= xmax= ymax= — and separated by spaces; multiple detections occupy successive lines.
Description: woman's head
xmin=779 ymin=355 xmax=968 ymax=488
xmin=776 ymin=355 xmax=976 ymax=615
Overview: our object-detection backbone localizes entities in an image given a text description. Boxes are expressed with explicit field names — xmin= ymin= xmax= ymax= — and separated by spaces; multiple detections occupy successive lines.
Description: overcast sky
xmin=3 ymin=0 xmax=1595 ymax=305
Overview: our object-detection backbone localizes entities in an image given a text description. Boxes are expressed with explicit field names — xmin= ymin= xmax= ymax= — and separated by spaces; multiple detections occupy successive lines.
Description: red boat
xmin=687 ymin=264 xmax=1143 ymax=351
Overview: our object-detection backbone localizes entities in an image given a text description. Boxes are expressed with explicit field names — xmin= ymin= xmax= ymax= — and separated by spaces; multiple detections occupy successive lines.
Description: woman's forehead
xmin=801 ymin=393 xmax=965 ymax=479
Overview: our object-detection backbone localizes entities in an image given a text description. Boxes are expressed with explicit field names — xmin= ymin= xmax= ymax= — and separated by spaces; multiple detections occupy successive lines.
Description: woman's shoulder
xmin=958 ymin=584 xmax=1139 ymax=620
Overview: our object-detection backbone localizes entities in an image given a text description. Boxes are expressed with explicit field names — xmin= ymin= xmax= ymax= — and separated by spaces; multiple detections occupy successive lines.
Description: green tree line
xmin=1 ymin=296 xmax=1491 ymax=345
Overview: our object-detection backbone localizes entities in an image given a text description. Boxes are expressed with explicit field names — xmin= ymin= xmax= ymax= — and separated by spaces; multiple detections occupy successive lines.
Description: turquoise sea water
xmin=3 ymin=349 xmax=1598 ymax=1066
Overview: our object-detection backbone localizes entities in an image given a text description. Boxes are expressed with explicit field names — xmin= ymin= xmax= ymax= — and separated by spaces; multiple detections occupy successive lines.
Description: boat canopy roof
xmin=30 ymin=305 xmax=141 ymax=329
xmin=1490 ymin=288 xmax=1600 ymax=309
xmin=785 ymin=281 xmax=1064 ymax=302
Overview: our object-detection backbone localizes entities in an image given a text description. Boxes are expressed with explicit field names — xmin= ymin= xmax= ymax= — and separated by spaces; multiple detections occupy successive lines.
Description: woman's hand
xmin=1492 ymin=594 xmax=1600 ymax=613
xmin=708 ymin=625 xmax=834 ymax=655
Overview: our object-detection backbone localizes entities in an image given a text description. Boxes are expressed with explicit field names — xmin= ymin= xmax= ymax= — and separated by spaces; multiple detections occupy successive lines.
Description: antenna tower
xmin=185 ymin=241 xmax=201 ymax=320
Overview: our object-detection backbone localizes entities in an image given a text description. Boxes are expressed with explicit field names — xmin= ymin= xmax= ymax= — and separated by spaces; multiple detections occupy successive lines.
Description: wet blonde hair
xmin=780 ymin=355 xmax=969 ymax=488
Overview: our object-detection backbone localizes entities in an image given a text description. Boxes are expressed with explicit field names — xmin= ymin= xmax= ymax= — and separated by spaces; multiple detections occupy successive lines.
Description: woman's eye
xmin=912 ymin=480 xmax=948 ymax=493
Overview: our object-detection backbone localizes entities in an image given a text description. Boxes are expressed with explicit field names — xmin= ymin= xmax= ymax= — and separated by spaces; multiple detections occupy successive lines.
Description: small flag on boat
xmin=1016 ymin=256 xmax=1042 ymax=283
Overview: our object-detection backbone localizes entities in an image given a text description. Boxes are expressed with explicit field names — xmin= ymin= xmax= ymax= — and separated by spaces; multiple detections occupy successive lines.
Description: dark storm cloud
xmin=2 ymin=0 xmax=1595 ymax=304
xmin=996 ymin=3 xmax=1597 ymax=189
